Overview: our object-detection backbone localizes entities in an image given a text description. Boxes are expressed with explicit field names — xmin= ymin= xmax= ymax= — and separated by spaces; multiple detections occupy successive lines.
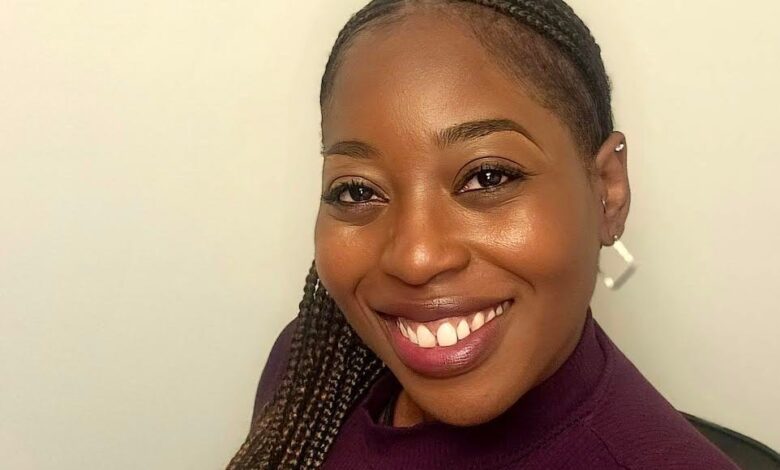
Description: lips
xmin=375 ymin=297 xmax=514 ymax=378
xmin=376 ymin=296 xmax=510 ymax=323
xmin=394 ymin=300 xmax=510 ymax=347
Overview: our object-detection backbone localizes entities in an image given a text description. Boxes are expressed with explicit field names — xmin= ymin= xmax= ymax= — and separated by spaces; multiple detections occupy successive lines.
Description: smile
xmin=395 ymin=300 xmax=511 ymax=348
xmin=378 ymin=298 xmax=514 ymax=378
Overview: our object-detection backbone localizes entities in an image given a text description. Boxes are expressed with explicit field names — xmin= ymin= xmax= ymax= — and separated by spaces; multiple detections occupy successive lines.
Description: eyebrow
xmin=321 ymin=140 xmax=381 ymax=159
xmin=437 ymin=118 xmax=537 ymax=148
xmin=321 ymin=118 xmax=537 ymax=160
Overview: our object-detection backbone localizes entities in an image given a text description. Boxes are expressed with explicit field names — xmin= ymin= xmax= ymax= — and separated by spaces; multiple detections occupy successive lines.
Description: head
xmin=230 ymin=1 xmax=630 ymax=468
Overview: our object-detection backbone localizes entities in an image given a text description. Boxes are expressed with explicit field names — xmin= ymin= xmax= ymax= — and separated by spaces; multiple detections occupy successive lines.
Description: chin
xmin=413 ymin=386 xmax=520 ymax=427
xmin=433 ymin=405 xmax=508 ymax=427
xmin=396 ymin=366 xmax=534 ymax=427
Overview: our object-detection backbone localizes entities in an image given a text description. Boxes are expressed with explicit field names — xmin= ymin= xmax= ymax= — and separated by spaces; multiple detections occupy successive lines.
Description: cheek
xmin=314 ymin=211 xmax=376 ymax=313
xmin=315 ymin=211 xmax=394 ymax=356
xmin=493 ymin=178 xmax=598 ymax=287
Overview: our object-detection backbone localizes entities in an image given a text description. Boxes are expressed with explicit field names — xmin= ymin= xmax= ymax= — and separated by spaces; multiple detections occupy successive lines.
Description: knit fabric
xmin=251 ymin=311 xmax=737 ymax=469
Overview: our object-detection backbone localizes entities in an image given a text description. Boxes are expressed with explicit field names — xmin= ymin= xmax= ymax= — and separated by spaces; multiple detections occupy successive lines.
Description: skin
xmin=314 ymin=10 xmax=630 ymax=427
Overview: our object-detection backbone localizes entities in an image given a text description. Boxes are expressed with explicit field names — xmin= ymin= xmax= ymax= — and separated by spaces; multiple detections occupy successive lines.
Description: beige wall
xmin=1 ymin=1 xmax=777 ymax=468
xmin=570 ymin=0 xmax=780 ymax=453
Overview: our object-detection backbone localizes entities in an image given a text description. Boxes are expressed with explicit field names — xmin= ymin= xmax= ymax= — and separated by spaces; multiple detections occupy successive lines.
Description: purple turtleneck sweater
xmin=251 ymin=312 xmax=737 ymax=469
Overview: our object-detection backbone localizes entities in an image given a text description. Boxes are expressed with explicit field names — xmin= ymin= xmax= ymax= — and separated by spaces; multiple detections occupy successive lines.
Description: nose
xmin=379 ymin=200 xmax=470 ymax=286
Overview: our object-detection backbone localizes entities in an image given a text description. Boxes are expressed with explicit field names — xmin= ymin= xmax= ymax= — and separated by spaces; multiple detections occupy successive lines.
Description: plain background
xmin=2 ymin=1 xmax=778 ymax=468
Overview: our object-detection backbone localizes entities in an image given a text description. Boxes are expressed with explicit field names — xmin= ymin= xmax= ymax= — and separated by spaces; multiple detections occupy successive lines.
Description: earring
xmin=600 ymin=234 xmax=636 ymax=290
xmin=615 ymin=143 xmax=625 ymax=152
xmin=599 ymin=197 xmax=635 ymax=289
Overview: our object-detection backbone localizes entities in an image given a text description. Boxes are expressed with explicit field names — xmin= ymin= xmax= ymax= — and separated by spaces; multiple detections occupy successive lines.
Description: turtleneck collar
xmin=353 ymin=308 xmax=612 ymax=469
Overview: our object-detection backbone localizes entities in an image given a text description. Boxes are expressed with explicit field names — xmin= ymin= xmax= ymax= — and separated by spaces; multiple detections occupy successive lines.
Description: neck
xmin=393 ymin=389 xmax=437 ymax=427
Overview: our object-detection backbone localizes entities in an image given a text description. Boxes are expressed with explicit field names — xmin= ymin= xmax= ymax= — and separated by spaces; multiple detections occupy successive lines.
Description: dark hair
xmin=229 ymin=1 xmax=613 ymax=468
xmin=320 ymin=0 xmax=613 ymax=158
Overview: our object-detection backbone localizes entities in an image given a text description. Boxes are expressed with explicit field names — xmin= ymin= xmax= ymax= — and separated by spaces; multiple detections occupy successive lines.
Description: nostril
xmin=379 ymin=239 xmax=471 ymax=287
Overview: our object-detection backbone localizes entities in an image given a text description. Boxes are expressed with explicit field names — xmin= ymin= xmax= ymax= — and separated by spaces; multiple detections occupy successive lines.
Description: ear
xmin=593 ymin=131 xmax=631 ymax=246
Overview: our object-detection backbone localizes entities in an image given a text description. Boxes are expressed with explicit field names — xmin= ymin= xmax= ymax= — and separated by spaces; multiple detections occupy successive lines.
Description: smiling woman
xmin=228 ymin=1 xmax=738 ymax=469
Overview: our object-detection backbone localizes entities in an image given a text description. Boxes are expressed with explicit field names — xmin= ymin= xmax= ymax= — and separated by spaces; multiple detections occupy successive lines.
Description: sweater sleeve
xmin=251 ymin=318 xmax=298 ymax=423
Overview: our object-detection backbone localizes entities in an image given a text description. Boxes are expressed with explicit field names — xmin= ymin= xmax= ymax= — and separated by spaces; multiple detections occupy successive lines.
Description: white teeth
xmin=471 ymin=312 xmax=485 ymax=331
xmin=416 ymin=324 xmax=437 ymax=348
xmin=397 ymin=301 xmax=510 ymax=348
xmin=486 ymin=309 xmax=496 ymax=322
xmin=398 ymin=320 xmax=408 ymax=338
xmin=436 ymin=323 xmax=458 ymax=347
xmin=456 ymin=319 xmax=471 ymax=340
xmin=407 ymin=325 xmax=418 ymax=345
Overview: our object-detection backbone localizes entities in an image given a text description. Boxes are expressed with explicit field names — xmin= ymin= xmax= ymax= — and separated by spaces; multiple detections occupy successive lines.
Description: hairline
xmin=320 ymin=1 xmax=603 ymax=159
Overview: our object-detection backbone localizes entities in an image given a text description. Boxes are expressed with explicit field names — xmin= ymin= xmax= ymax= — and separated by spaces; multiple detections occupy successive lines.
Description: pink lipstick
xmin=378 ymin=298 xmax=513 ymax=378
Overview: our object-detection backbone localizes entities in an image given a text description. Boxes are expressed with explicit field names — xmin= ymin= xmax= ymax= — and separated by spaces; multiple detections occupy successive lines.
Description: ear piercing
xmin=599 ymin=145 xmax=635 ymax=288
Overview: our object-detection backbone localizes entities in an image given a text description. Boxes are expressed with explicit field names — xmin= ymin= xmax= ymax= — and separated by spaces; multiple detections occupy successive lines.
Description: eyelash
xmin=455 ymin=162 xmax=527 ymax=194
xmin=321 ymin=179 xmax=385 ymax=206
xmin=321 ymin=162 xmax=528 ymax=207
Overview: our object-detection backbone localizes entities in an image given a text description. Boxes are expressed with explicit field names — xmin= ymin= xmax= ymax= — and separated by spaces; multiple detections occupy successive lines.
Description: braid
xmin=320 ymin=0 xmax=613 ymax=157
xmin=466 ymin=0 xmax=613 ymax=151
xmin=231 ymin=1 xmax=613 ymax=468
xmin=227 ymin=263 xmax=384 ymax=469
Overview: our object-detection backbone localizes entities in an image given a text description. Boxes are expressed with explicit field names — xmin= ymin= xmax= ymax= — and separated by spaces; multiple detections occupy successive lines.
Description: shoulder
xmin=251 ymin=318 xmax=298 ymax=422
xmin=586 ymin=328 xmax=738 ymax=469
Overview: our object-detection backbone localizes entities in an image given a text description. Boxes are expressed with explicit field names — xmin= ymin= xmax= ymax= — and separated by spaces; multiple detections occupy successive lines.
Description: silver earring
xmin=615 ymin=143 xmax=625 ymax=152
xmin=600 ymin=234 xmax=636 ymax=290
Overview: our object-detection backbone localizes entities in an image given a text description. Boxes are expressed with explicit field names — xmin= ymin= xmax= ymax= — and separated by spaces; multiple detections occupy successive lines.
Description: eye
xmin=341 ymin=182 xmax=376 ymax=203
xmin=458 ymin=163 xmax=525 ymax=193
xmin=322 ymin=180 xmax=385 ymax=205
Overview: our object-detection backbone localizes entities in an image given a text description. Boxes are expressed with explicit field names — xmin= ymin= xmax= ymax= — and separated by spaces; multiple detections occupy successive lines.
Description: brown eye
xmin=459 ymin=164 xmax=523 ymax=193
xmin=476 ymin=169 xmax=504 ymax=188
xmin=322 ymin=180 xmax=385 ymax=206
xmin=341 ymin=183 xmax=376 ymax=203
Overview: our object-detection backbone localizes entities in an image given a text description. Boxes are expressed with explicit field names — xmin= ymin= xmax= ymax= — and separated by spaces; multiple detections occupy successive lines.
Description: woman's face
xmin=315 ymin=12 xmax=623 ymax=426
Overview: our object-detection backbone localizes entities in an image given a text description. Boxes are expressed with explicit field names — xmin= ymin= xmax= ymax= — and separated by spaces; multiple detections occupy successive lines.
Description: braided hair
xmin=228 ymin=1 xmax=613 ymax=468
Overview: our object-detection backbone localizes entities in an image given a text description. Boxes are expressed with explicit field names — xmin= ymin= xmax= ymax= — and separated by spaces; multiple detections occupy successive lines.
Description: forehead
xmin=322 ymin=10 xmax=575 ymax=156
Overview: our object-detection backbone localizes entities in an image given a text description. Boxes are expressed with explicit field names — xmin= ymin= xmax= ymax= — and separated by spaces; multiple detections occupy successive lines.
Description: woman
xmin=230 ymin=1 xmax=738 ymax=468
